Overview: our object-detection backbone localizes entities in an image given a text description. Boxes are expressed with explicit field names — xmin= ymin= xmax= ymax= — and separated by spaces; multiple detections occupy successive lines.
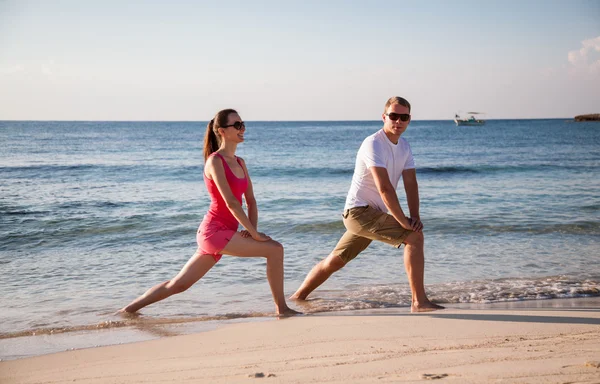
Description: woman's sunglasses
xmin=223 ymin=121 xmax=245 ymax=130
xmin=386 ymin=113 xmax=411 ymax=122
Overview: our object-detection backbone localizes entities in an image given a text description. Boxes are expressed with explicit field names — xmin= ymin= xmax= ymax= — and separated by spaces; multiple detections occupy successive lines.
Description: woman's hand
xmin=251 ymin=232 xmax=271 ymax=242
xmin=241 ymin=230 xmax=270 ymax=241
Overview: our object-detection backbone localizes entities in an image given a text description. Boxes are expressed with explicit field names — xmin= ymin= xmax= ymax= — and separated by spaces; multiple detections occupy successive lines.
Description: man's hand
xmin=409 ymin=217 xmax=423 ymax=232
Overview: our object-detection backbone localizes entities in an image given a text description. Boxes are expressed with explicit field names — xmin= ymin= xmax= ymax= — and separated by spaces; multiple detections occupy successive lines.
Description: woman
xmin=120 ymin=109 xmax=299 ymax=316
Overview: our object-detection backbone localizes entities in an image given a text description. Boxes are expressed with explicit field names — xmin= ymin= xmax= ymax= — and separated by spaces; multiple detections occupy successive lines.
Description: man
xmin=291 ymin=96 xmax=444 ymax=312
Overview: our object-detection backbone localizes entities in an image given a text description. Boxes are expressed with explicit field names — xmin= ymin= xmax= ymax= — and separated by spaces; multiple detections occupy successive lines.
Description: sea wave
xmin=3 ymin=162 xmax=595 ymax=181
xmin=300 ymin=275 xmax=600 ymax=313
xmin=3 ymin=214 xmax=597 ymax=252
xmin=417 ymin=164 xmax=595 ymax=176
xmin=273 ymin=218 xmax=600 ymax=236
xmin=0 ymin=312 xmax=272 ymax=340
xmin=0 ymin=213 xmax=200 ymax=251
xmin=581 ymin=204 xmax=600 ymax=212
xmin=426 ymin=219 xmax=600 ymax=236
xmin=287 ymin=220 xmax=345 ymax=234
xmin=0 ymin=164 xmax=202 ymax=180
xmin=1 ymin=275 xmax=597 ymax=340
xmin=249 ymin=166 xmax=352 ymax=177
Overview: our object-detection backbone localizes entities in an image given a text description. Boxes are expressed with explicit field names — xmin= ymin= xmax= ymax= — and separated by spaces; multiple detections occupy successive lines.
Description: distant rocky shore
xmin=574 ymin=114 xmax=600 ymax=122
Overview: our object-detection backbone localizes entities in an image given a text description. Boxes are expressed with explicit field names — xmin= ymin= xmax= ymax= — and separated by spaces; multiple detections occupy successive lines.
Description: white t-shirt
xmin=344 ymin=129 xmax=415 ymax=212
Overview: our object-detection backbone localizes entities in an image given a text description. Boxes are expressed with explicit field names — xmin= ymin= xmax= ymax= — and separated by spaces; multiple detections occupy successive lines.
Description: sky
xmin=0 ymin=0 xmax=599 ymax=121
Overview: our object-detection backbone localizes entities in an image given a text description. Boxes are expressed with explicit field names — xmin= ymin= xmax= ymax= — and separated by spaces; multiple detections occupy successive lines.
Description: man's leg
xmin=403 ymin=231 xmax=444 ymax=312
xmin=290 ymin=252 xmax=346 ymax=300
xmin=291 ymin=232 xmax=371 ymax=300
xmin=347 ymin=207 xmax=444 ymax=313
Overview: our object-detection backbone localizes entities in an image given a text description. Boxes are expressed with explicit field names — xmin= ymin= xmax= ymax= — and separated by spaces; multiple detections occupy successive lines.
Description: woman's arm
xmin=238 ymin=157 xmax=258 ymax=229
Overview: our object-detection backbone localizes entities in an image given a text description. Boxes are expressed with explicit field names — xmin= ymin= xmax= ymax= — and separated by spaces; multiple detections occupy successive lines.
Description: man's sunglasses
xmin=386 ymin=113 xmax=411 ymax=122
xmin=223 ymin=121 xmax=245 ymax=130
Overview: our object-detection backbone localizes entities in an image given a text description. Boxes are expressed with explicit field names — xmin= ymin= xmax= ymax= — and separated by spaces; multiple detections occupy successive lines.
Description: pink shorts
xmin=196 ymin=218 xmax=236 ymax=262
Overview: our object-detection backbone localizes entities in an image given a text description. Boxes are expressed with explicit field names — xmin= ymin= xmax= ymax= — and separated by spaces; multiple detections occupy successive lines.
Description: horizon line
xmin=0 ymin=117 xmax=581 ymax=123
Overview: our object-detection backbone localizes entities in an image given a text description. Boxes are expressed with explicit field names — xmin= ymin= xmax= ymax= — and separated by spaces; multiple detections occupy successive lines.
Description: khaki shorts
xmin=332 ymin=206 xmax=413 ymax=263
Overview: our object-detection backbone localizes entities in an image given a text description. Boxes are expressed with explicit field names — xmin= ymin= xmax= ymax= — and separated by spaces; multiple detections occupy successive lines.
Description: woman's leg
xmin=221 ymin=233 xmax=299 ymax=316
xmin=120 ymin=251 xmax=217 ymax=313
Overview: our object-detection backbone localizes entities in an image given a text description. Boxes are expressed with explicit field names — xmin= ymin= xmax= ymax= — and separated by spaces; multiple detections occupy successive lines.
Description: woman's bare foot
xmin=115 ymin=308 xmax=140 ymax=317
xmin=411 ymin=301 xmax=445 ymax=313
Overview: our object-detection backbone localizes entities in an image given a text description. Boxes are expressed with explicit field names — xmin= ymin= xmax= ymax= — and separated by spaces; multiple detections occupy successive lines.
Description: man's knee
xmin=323 ymin=253 xmax=346 ymax=272
xmin=404 ymin=231 xmax=424 ymax=246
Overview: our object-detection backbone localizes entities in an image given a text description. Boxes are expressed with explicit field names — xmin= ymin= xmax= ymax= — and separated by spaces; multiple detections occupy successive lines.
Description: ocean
xmin=1 ymin=119 xmax=599 ymax=359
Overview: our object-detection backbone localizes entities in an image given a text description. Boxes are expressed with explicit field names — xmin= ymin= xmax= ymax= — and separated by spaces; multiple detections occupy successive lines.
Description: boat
xmin=454 ymin=112 xmax=486 ymax=126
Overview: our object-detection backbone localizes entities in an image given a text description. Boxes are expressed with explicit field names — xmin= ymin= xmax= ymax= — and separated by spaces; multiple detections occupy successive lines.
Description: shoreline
xmin=1 ymin=297 xmax=599 ymax=383
xmin=1 ymin=297 xmax=599 ymax=362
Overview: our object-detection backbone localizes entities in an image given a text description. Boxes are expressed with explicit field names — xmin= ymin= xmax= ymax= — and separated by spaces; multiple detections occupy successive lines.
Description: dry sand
xmin=1 ymin=306 xmax=599 ymax=383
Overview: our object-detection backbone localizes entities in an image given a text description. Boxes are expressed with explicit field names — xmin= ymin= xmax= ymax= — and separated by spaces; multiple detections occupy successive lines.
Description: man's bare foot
xmin=277 ymin=307 xmax=302 ymax=317
xmin=411 ymin=301 xmax=445 ymax=313
xmin=289 ymin=292 xmax=307 ymax=301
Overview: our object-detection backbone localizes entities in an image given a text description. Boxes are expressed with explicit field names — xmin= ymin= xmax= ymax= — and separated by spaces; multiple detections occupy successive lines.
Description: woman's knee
xmin=166 ymin=279 xmax=192 ymax=294
xmin=266 ymin=240 xmax=284 ymax=259
xmin=272 ymin=240 xmax=284 ymax=251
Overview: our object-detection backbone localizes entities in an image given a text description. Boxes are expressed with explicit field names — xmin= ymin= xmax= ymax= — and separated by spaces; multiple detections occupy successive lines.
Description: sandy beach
xmin=2 ymin=300 xmax=599 ymax=384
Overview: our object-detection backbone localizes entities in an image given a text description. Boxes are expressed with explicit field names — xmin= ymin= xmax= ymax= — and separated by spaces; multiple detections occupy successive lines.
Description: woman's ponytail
xmin=203 ymin=109 xmax=238 ymax=161
xmin=203 ymin=119 xmax=220 ymax=160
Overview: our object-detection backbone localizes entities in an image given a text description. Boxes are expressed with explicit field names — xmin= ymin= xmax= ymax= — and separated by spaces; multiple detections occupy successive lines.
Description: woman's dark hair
xmin=203 ymin=108 xmax=238 ymax=160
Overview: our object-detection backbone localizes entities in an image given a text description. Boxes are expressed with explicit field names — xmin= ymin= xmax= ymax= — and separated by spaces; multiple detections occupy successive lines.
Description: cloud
xmin=567 ymin=36 xmax=600 ymax=74
xmin=0 ymin=65 xmax=25 ymax=74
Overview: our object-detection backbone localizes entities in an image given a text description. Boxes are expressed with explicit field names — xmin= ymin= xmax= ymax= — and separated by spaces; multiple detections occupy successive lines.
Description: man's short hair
xmin=384 ymin=96 xmax=411 ymax=113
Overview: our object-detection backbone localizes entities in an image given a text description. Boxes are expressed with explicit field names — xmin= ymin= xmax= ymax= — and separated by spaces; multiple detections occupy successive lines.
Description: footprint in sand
xmin=247 ymin=372 xmax=276 ymax=378
xmin=421 ymin=373 xmax=449 ymax=380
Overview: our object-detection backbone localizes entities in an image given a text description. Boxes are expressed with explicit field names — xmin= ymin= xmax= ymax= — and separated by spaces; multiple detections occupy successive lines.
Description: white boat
xmin=454 ymin=112 xmax=486 ymax=126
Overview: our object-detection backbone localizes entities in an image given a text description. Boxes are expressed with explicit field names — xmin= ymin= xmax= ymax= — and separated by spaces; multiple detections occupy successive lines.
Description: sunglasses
xmin=223 ymin=121 xmax=245 ymax=130
xmin=386 ymin=113 xmax=411 ymax=122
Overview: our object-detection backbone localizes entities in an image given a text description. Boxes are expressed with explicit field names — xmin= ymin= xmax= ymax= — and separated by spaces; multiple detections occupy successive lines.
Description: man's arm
xmin=370 ymin=166 xmax=412 ymax=230
xmin=402 ymin=168 xmax=420 ymax=220
xmin=402 ymin=168 xmax=423 ymax=232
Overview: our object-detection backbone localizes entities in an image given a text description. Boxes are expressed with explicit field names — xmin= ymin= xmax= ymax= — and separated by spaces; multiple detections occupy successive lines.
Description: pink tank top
xmin=203 ymin=153 xmax=248 ymax=229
